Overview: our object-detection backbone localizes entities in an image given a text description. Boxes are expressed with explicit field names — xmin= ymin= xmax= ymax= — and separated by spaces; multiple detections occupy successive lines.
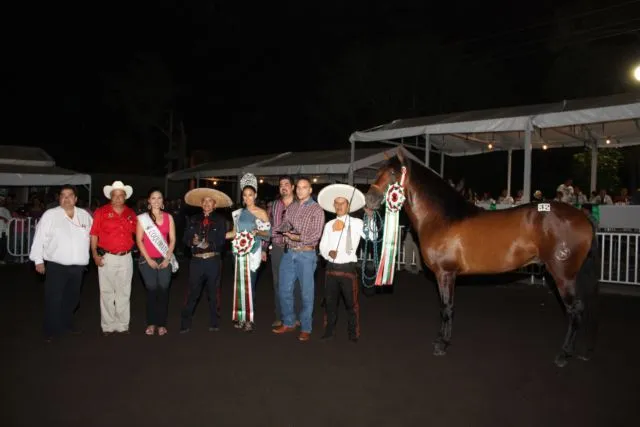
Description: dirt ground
xmin=1 ymin=259 xmax=639 ymax=427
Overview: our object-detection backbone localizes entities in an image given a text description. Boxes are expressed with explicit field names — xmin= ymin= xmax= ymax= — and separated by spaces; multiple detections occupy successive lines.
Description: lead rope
xmin=360 ymin=209 xmax=384 ymax=288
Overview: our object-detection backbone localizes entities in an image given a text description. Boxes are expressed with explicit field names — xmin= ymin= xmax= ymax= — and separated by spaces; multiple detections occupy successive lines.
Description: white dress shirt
xmin=319 ymin=215 xmax=364 ymax=264
xmin=29 ymin=206 xmax=93 ymax=266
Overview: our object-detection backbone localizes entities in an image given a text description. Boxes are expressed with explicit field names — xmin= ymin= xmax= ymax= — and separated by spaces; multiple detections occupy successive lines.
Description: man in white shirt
xmin=29 ymin=185 xmax=93 ymax=342
xmin=317 ymin=184 xmax=365 ymax=343
xmin=556 ymin=179 xmax=575 ymax=204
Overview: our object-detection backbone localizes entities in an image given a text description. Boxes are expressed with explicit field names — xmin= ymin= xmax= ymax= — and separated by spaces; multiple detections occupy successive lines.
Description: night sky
xmin=7 ymin=0 xmax=640 ymax=178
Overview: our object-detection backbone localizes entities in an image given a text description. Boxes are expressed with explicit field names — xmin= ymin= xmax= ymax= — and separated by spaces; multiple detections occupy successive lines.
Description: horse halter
xmin=371 ymin=166 xmax=408 ymax=194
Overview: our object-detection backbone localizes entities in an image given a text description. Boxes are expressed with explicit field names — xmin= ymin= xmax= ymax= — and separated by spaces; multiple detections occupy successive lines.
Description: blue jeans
xmin=279 ymin=250 xmax=317 ymax=333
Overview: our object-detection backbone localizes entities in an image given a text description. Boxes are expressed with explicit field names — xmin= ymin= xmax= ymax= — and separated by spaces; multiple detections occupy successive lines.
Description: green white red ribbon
xmin=375 ymin=167 xmax=406 ymax=286
xmin=232 ymin=231 xmax=255 ymax=323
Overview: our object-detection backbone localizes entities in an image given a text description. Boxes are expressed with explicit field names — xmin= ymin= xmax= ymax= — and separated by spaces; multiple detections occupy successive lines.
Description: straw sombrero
xmin=184 ymin=187 xmax=233 ymax=208
xmin=317 ymin=184 xmax=365 ymax=213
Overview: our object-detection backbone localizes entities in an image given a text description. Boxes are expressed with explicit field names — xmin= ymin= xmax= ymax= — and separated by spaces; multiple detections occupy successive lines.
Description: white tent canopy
xmin=350 ymin=93 xmax=640 ymax=155
xmin=349 ymin=92 xmax=640 ymax=201
xmin=0 ymin=146 xmax=91 ymax=186
xmin=167 ymin=148 xmax=425 ymax=185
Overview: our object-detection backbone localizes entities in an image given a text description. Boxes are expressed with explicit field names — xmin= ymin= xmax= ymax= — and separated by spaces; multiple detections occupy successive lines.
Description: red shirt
xmin=90 ymin=204 xmax=138 ymax=253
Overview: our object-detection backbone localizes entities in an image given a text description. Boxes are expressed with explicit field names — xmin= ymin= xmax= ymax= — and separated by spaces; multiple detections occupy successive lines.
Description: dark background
xmin=6 ymin=0 xmax=640 ymax=192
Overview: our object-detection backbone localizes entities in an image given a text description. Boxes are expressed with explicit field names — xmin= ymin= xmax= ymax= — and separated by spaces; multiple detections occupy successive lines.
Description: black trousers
xmin=324 ymin=263 xmax=360 ymax=339
xmin=181 ymin=257 xmax=221 ymax=329
xmin=43 ymin=262 xmax=85 ymax=337
xmin=138 ymin=257 xmax=172 ymax=327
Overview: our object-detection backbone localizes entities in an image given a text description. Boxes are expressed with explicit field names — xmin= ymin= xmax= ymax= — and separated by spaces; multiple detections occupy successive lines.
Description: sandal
xmin=157 ymin=327 xmax=168 ymax=336
xmin=145 ymin=325 xmax=156 ymax=336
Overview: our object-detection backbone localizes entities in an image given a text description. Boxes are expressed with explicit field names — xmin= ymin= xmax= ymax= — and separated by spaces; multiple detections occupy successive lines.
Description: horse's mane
xmin=392 ymin=155 xmax=482 ymax=221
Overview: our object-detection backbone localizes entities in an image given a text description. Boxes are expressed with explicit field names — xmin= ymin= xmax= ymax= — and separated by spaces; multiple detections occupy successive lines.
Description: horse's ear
xmin=397 ymin=147 xmax=405 ymax=163
xmin=383 ymin=152 xmax=390 ymax=160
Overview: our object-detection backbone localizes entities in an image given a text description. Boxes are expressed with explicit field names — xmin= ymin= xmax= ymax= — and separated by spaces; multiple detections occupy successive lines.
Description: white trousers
xmin=98 ymin=253 xmax=133 ymax=332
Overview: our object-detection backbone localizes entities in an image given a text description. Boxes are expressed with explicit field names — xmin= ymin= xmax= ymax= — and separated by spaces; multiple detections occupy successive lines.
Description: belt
xmin=105 ymin=250 xmax=131 ymax=256
xmin=193 ymin=252 xmax=220 ymax=259
xmin=327 ymin=262 xmax=357 ymax=272
xmin=289 ymin=245 xmax=315 ymax=252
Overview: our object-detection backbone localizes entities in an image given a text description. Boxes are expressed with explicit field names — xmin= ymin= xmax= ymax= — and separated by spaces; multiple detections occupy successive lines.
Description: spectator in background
xmin=613 ymin=188 xmax=630 ymax=205
xmin=593 ymin=189 xmax=613 ymax=205
xmin=0 ymin=196 xmax=11 ymax=264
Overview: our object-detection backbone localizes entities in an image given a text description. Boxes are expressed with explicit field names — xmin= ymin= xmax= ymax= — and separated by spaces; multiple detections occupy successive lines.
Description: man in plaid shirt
xmin=263 ymin=175 xmax=300 ymax=328
xmin=272 ymin=177 xmax=324 ymax=342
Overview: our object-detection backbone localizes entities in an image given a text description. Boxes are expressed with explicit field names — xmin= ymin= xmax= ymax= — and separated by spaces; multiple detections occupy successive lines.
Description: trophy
xmin=278 ymin=221 xmax=299 ymax=253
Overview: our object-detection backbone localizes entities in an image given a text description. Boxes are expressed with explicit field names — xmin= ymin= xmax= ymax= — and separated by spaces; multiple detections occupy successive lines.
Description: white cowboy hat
xmin=103 ymin=181 xmax=133 ymax=200
xmin=184 ymin=187 xmax=233 ymax=208
xmin=318 ymin=183 xmax=366 ymax=213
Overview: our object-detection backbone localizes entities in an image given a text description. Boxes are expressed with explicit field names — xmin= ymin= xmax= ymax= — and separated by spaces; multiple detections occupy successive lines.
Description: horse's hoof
xmin=433 ymin=342 xmax=448 ymax=356
xmin=554 ymin=355 xmax=569 ymax=368
xmin=433 ymin=348 xmax=447 ymax=356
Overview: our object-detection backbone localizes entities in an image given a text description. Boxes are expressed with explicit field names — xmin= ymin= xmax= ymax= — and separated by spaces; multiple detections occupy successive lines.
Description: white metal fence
xmin=5 ymin=218 xmax=640 ymax=286
xmin=5 ymin=217 xmax=38 ymax=263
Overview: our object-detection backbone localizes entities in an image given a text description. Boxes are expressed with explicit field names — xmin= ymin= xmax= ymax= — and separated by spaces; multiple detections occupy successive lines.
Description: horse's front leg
xmin=433 ymin=270 xmax=456 ymax=356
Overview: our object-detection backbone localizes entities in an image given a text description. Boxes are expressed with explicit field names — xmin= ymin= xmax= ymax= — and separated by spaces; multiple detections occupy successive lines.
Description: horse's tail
xmin=576 ymin=222 xmax=600 ymax=360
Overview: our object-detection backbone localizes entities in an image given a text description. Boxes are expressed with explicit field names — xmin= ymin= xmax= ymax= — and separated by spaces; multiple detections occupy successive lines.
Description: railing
xmin=5 ymin=218 xmax=640 ymax=286
xmin=5 ymin=217 xmax=38 ymax=263
xmin=598 ymin=232 xmax=639 ymax=285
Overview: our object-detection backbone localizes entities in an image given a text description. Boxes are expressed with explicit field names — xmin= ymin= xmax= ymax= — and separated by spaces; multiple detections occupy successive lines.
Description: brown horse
xmin=365 ymin=148 xmax=599 ymax=367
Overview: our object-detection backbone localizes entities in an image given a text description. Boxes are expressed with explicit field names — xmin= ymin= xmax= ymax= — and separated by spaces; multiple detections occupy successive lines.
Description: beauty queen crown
xmin=240 ymin=173 xmax=258 ymax=194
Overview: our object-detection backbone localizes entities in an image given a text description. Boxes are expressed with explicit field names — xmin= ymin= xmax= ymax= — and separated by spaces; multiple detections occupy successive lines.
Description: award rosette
xmin=232 ymin=231 xmax=255 ymax=323
xmin=375 ymin=167 xmax=407 ymax=286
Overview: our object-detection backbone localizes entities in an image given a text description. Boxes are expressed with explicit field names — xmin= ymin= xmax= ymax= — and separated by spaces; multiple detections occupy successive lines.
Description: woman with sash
xmin=135 ymin=188 xmax=178 ymax=336
xmin=226 ymin=173 xmax=271 ymax=332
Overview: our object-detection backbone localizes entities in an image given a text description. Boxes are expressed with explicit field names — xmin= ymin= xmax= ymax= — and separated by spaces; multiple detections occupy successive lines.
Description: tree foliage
xmin=572 ymin=148 xmax=623 ymax=192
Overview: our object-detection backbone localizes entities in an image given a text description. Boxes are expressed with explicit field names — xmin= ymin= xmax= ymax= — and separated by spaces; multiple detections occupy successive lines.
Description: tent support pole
xmin=236 ymin=175 xmax=242 ymax=203
xmin=523 ymin=123 xmax=533 ymax=203
xmin=348 ymin=140 xmax=355 ymax=185
xmin=440 ymin=151 xmax=445 ymax=177
xmin=590 ymin=143 xmax=598 ymax=193
xmin=507 ymin=148 xmax=512 ymax=197
xmin=424 ymin=133 xmax=430 ymax=167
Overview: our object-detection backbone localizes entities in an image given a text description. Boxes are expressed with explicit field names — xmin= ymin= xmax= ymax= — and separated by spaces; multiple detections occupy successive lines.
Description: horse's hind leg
xmin=433 ymin=271 xmax=456 ymax=356
xmin=547 ymin=265 xmax=584 ymax=368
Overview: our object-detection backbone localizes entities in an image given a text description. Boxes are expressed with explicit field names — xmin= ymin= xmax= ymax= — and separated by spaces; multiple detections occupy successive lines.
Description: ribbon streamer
xmin=375 ymin=167 xmax=406 ymax=286
xmin=232 ymin=231 xmax=254 ymax=323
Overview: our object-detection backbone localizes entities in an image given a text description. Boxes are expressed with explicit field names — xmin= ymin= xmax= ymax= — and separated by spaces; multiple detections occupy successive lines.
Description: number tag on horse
xmin=537 ymin=203 xmax=551 ymax=212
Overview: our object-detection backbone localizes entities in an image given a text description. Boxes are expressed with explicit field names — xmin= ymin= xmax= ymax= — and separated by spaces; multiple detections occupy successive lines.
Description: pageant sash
xmin=375 ymin=167 xmax=406 ymax=286
xmin=138 ymin=213 xmax=179 ymax=273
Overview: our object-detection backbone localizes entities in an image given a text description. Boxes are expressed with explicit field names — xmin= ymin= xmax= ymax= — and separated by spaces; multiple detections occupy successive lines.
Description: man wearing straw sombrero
xmin=317 ymin=183 xmax=365 ymax=343
xmin=179 ymin=187 xmax=232 ymax=333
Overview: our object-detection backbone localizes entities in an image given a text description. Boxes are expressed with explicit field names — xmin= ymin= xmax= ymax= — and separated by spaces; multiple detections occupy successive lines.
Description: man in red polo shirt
xmin=90 ymin=181 xmax=137 ymax=335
